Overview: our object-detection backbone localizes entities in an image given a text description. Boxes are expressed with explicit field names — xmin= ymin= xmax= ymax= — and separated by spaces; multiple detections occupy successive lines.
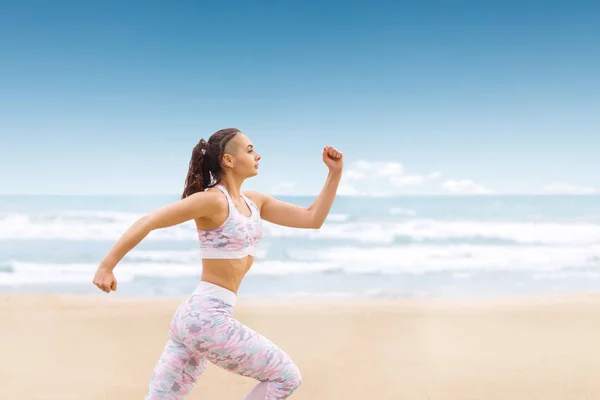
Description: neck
xmin=217 ymin=173 xmax=245 ymax=200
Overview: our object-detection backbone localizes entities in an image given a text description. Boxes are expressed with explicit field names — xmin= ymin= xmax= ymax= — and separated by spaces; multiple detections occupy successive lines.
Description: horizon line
xmin=1 ymin=192 xmax=599 ymax=197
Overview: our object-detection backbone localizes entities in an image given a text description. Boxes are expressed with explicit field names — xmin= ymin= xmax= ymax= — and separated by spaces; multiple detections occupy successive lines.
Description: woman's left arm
xmin=247 ymin=146 xmax=344 ymax=229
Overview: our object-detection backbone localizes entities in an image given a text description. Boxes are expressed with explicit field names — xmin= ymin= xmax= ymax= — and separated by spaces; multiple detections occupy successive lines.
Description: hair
xmin=181 ymin=128 xmax=241 ymax=199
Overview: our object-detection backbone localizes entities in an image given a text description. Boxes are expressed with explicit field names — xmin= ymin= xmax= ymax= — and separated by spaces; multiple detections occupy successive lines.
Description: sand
xmin=2 ymin=292 xmax=600 ymax=399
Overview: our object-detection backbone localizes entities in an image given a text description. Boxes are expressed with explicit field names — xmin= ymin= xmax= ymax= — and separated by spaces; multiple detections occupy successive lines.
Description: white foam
xmin=248 ymin=261 xmax=343 ymax=276
xmin=2 ymin=211 xmax=599 ymax=247
xmin=1 ymin=240 xmax=599 ymax=286
xmin=325 ymin=213 xmax=350 ymax=222
xmin=305 ymin=244 xmax=600 ymax=274
xmin=0 ymin=211 xmax=196 ymax=241
xmin=533 ymin=271 xmax=600 ymax=280
xmin=0 ymin=260 xmax=202 ymax=286
xmin=0 ymin=259 xmax=341 ymax=286
xmin=263 ymin=219 xmax=600 ymax=246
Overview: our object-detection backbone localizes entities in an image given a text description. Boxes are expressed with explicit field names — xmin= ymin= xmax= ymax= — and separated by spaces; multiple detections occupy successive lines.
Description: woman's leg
xmin=145 ymin=337 xmax=209 ymax=399
xmin=180 ymin=296 xmax=302 ymax=399
xmin=145 ymin=300 xmax=210 ymax=399
xmin=204 ymin=320 xmax=302 ymax=399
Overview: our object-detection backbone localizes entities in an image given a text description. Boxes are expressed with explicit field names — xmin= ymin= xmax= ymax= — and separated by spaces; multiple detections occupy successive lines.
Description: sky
xmin=1 ymin=0 xmax=599 ymax=196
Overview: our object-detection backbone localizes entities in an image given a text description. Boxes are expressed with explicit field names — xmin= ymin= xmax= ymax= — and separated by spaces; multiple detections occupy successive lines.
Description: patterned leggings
xmin=145 ymin=293 xmax=302 ymax=399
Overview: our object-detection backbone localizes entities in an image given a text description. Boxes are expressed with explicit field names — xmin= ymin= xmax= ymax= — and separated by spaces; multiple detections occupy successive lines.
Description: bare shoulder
xmin=242 ymin=190 xmax=268 ymax=208
xmin=196 ymin=188 xmax=229 ymax=213
xmin=186 ymin=189 xmax=225 ymax=207
xmin=144 ymin=190 xmax=226 ymax=231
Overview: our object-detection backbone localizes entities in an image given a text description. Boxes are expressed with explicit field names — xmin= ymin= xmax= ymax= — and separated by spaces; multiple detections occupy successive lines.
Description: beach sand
xmin=2 ymin=293 xmax=600 ymax=399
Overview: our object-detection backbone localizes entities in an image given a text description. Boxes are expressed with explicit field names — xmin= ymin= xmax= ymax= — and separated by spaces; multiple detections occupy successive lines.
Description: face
xmin=222 ymin=133 xmax=261 ymax=177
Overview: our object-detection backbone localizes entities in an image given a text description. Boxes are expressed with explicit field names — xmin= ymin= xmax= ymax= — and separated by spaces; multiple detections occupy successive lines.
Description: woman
xmin=92 ymin=128 xmax=343 ymax=399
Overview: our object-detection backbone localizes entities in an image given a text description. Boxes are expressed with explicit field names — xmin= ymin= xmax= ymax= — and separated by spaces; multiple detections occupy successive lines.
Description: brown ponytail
xmin=181 ymin=128 xmax=240 ymax=199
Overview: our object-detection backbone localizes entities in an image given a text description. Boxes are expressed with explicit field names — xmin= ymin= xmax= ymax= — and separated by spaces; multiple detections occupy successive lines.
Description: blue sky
xmin=1 ymin=0 xmax=598 ymax=196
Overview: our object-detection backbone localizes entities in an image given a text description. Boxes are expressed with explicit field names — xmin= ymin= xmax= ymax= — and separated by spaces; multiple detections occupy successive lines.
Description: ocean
xmin=1 ymin=194 xmax=599 ymax=300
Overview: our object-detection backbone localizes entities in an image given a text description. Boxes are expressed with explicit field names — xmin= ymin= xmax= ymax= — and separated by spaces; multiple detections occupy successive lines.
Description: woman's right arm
xmin=98 ymin=191 xmax=222 ymax=272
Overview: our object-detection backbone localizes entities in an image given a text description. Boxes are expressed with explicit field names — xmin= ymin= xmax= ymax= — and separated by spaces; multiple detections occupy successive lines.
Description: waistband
xmin=192 ymin=281 xmax=237 ymax=307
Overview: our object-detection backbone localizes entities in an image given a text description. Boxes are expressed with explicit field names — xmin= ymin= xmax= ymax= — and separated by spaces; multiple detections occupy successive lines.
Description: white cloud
xmin=337 ymin=183 xmax=360 ymax=196
xmin=270 ymin=161 xmax=598 ymax=197
xmin=345 ymin=169 xmax=367 ymax=180
xmin=341 ymin=161 xmax=441 ymax=195
xmin=389 ymin=173 xmax=431 ymax=187
xmin=540 ymin=183 xmax=599 ymax=195
xmin=441 ymin=179 xmax=493 ymax=195
xmin=310 ymin=160 xmax=495 ymax=196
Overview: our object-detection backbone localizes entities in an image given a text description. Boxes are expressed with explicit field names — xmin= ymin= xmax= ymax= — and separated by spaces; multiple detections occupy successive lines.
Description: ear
xmin=222 ymin=153 xmax=234 ymax=169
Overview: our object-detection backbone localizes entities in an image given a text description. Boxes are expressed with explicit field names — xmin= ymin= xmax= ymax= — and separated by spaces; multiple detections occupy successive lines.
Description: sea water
xmin=1 ymin=194 xmax=599 ymax=300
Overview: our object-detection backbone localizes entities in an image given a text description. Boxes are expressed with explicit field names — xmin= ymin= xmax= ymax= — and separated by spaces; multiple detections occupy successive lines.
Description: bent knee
xmin=281 ymin=362 xmax=302 ymax=391
xmin=290 ymin=370 xmax=302 ymax=391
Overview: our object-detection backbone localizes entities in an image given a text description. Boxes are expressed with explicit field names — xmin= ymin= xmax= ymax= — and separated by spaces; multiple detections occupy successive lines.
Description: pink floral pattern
xmin=145 ymin=295 xmax=302 ymax=399
xmin=197 ymin=185 xmax=263 ymax=253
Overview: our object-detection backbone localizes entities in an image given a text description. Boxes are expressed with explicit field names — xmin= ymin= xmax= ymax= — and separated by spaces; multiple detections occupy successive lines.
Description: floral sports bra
xmin=196 ymin=184 xmax=263 ymax=259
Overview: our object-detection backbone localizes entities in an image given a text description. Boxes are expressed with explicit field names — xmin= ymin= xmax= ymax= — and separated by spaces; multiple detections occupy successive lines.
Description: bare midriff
xmin=194 ymin=195 xmax=256 ymax=295
xmin=200 ymin=256 xmax=254 ymax=294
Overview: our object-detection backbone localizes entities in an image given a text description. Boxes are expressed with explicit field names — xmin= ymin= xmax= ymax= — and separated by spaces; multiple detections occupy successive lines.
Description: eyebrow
xmin=247 ymin=144 xmax=253 ymax=149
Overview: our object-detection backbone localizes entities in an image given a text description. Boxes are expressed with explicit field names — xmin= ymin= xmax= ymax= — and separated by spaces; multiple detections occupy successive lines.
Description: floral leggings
xmin=145 ymin=295 xmax=302 ymax=399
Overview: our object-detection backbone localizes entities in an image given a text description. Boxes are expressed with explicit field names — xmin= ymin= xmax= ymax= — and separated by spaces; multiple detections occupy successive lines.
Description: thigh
xmin=146 ymin=338 xmax=209 ymax=399
xmin=201 ymin=315 xmax=299 ymax=382
xmin=173 ymin=296 xmax=299 ymax=382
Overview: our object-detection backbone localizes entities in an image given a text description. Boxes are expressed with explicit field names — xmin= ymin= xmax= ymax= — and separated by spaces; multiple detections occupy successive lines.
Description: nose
xmin=256 ymin=153 xmax=261 ymax=161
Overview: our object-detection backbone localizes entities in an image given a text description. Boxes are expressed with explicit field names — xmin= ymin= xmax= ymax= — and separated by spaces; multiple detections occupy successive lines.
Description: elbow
xmin=305 ymin=207 xmax=324 ymax=229
xmin=309 ymin=219 xmax=324 ymax=229
xmin=136 ymin=214 xmax=155 ymax=234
